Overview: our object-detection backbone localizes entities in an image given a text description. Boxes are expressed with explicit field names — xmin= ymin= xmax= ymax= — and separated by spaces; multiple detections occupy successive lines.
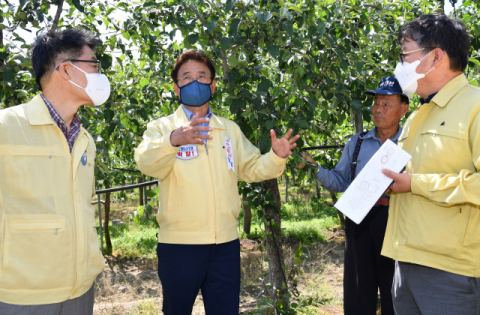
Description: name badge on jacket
xmin=176 ymin=145 xmax=199 ymax=160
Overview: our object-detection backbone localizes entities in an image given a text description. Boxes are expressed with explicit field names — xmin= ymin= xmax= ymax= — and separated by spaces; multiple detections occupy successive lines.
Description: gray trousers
xmin=392 ymin=261 xmax=480 ymax=315
xmin=0 ymin=284 xmax=94 ymax=315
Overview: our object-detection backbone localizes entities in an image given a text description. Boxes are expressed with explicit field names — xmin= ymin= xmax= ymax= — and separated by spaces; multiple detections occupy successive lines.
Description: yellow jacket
xmin=382 ymin=74 xmax=480 ymax=277
xmin=135 ymin=106 xmax=286 ymax=244
xmin=0 ymin=95 xmax=104 ymax=304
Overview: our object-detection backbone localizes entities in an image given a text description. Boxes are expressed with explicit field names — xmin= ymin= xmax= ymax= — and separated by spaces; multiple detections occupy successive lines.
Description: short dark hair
xmin=400 ymin=94 xmax=409 ymax=105
xmin=171 ymin=50 xmax=216 ymax=84
xmin=31 ymin=29 xmax=101 ymax=90
xmin=398 ymin=14 xmax=471 ymax=72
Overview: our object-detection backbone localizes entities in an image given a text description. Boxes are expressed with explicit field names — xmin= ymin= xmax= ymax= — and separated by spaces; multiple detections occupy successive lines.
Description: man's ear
xmin=432 ymin=48 xmax=444 ymax=68
xmin=401 ymin=103 xmax=409 ymax=117
xmin=173 ymin=83 xmax=180 ymax=98
xmin=57 ymin=63 xmax=72 ymax=81
xmin=210 ymin=79 xmax=216 ymax=94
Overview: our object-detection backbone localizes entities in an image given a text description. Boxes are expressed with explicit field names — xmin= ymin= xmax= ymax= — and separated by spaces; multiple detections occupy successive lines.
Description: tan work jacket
xmin=382 ymin=74 xmax=480 ymax=277
xmin=0 ymin=95 xmax=104 ymax=304
xmin=135 ymin=106 xmax=286 ymax=244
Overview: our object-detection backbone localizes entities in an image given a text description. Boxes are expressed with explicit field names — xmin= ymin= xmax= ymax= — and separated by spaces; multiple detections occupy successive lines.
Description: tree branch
xmin=363 ymin=4 xmax=382 ymax=11
xmin=49 ymin=0 xmax=64 ymax=33
xmin=185 ymin=2 xmax=230 ymax=83
xmin=314 ymin=57 xmax=335 ymax=89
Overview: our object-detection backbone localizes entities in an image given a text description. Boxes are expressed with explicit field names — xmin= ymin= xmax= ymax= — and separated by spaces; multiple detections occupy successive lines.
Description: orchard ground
xmin=92 ymin=182 xmax=380 ymax=314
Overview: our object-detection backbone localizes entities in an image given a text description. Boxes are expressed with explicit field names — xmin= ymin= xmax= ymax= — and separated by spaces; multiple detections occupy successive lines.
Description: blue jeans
xmin=157 ymin=239 xmax=240 ymax=315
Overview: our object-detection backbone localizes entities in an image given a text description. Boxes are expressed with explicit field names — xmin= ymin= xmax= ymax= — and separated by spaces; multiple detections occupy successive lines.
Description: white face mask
xmin=69 ymin=63 xmax=111 ymax=106
xmin=394 ymin=50 xmax=435 ymax=95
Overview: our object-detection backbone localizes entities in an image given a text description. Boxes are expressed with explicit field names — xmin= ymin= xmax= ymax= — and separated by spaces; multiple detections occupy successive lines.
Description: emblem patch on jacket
xmin=176 ymin=145 xmax=198 ymax=160
xmin=225 ymin=137 xmax=235 ymax=173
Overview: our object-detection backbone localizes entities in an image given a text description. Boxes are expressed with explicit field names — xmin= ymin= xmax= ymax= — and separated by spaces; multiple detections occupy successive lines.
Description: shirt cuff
xmin=268 ymin=148 xmax=287 ymax=165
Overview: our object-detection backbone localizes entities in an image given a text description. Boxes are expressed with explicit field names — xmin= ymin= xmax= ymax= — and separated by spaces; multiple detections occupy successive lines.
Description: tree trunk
xmin=104 ymin=184 xmax=113 ymax=255
xmin=264 ymin=178 xmax=289 ymax=309
xmin=139 ymin=176 xmax=144 ymax=206
xmin=315 ymin=182 xmax=320 ymax=199
xmin=243 ymin=193 xmax=252 ymax=234
xmin=330 ymin=192 xmax=345 ymax=227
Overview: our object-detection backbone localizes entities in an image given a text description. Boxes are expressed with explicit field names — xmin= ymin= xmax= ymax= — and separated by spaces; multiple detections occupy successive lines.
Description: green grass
xmin=101 ymin=197 xmax=340 ymax=258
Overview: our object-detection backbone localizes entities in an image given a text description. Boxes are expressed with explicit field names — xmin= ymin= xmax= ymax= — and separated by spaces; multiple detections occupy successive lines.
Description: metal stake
xmin=97 ymin=194 xmax=104 ymax=255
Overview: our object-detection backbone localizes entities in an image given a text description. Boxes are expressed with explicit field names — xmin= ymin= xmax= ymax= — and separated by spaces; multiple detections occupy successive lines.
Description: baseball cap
xmin=364 ymin=76 xmax=411 ymax=99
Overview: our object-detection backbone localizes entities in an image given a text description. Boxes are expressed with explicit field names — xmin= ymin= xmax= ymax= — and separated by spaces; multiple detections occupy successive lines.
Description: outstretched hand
xmin=271 ymin=129 xmax=301 ymax=158
xmin=383 ymin=169 xmax=412 ymax=193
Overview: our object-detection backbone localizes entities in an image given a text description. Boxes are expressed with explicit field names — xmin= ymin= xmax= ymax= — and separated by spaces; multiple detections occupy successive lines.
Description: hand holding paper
xmin=334 ymin=139 xmax=412 ymax=224
xmin=382 ymin=169 xmax=412 ymax=193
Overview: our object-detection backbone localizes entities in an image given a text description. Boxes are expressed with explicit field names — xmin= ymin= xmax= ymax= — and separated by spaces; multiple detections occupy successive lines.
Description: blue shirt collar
xmin=361 ymin=126 xmax=403 ymax=142
xmin=182 ymin=105 xmax=213 ymax=121
xmin=420 ymin=92 xmax=438 ymax=105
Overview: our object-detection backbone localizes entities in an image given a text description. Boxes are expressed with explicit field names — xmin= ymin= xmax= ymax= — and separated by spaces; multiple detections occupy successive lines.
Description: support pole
xmin=354 ymin=112 xmax=363 ymax=133
xmin=97 ymin=194 xmax=104 ymax=255
xmin=143 ymin=175 xmax=149 ymax=218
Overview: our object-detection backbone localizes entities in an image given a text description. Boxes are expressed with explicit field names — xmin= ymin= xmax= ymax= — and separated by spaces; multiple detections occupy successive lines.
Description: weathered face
xmin=372 ymin=94 xmax=409 ymax=130
xmin=173 ymin=60 xmax=216 ymax=99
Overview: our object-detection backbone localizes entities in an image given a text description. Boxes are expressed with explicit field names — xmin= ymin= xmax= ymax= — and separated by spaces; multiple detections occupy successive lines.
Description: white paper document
xmin=334 ymin=139 xmax=412 ymax=224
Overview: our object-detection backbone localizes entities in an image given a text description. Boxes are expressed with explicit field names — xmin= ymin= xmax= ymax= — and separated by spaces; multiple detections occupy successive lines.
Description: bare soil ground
xmin=93 ymin=231 xmax=346 ymax=315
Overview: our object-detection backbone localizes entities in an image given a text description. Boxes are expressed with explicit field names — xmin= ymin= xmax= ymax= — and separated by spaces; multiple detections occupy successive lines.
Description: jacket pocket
xmin=405 ymin=199 xmax=469 ymax=259
xmin=85 ymin=220 xmax=104 ymax=282
xmin=0 ymin=214 xmax=73 ymax=290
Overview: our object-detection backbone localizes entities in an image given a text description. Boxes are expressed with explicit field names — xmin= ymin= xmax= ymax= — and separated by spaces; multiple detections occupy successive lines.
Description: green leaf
xmin=220 ymin=37 xmax=234 ymax=50
xmin=352 ymin=100 xmax=363 ymax=113
xmin=139 ymin=78 xmax=150 ymax=87
xmin=2 ymin=68 xmax=13 ymax=81
xmin=282 ymin=22 xmax=294 ymax=36
xmin=226 ymin=0 xmax=235 ymax=12
xmin=228 ymin=18 xmax=240 ymax=36
xmin=100 ymin=54 xmax=112 ymax=70
xmin=256 ymin=11 xmax=273 ymax=23
xmin=469 ymin=58 xmax=480 ymax=67
xmin=297 ymin=119 xmax=310 ymax=129
xmin=71 ymin=0 xmax=85 ymax=13
xmin=188 ymin=33 xmax=199 ymax=45
xmin=104 ymin=110 xmax=114 ymax=123
xmin=228 ymin=54 xmax=238 ymax=67
xmin=469 ymin=80 xmax=479 ymax=87
xmin=122 ymin=31 xmax=130 ymax=40
xmin=207 ymin=19 xmax=218 ymax=34
xmin=317 ymin=22 xmax=328 ymax=36
xmin=294 ymin=257 xmax=302 ymax=265
xmin=266 ymin=41 xmax=280 ymax=58
xmin=258 ymin=79 xmax=271 ymax=91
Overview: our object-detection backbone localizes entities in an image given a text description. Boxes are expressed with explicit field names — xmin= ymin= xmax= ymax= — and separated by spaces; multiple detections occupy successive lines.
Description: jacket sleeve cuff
xmin=411 ymin=174 xmax=429 ymax=197
xmin=163 ymin=131 xmax=180 ymax=155
xmin=268 ymin=148 xmax=287 ymax=165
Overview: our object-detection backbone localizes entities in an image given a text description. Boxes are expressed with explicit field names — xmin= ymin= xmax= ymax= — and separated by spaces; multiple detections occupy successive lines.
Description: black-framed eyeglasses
xmin=55 ymin=59 xmax=101 ymax=73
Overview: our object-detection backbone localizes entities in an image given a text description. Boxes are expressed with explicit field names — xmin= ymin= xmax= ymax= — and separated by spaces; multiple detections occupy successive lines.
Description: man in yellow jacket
xmin=382 ymin=15 xmax=480 ymax=314
xmin=135 ymin=50 xmax=300 ymax=315
xmin=0 ymin=29 xmax=108 ymax=314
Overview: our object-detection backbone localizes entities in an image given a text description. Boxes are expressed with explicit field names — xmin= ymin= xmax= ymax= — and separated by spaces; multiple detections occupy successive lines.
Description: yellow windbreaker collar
xmin=431 ymin=74 xmax=468 ymax=108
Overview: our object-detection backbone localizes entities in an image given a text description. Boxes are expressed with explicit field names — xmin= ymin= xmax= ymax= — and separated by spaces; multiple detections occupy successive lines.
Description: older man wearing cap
xmin=300 ymin=76 xmax=409 ymax=315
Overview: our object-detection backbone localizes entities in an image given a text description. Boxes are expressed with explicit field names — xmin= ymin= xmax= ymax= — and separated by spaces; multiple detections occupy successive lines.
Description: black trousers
xmin=344 ymin=205 xmax=395 ymax=315
xmin=157 ymin=239 xmax=240 ymax=315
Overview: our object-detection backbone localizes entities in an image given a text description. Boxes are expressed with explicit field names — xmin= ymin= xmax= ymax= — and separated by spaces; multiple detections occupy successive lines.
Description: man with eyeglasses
xmin=0 ymin=29 xmax=109 ymax=314
xmin=380 ymin=14 xmax=480 ymax=314
xmin=135 ymin=49 xmax=300 ymax=315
